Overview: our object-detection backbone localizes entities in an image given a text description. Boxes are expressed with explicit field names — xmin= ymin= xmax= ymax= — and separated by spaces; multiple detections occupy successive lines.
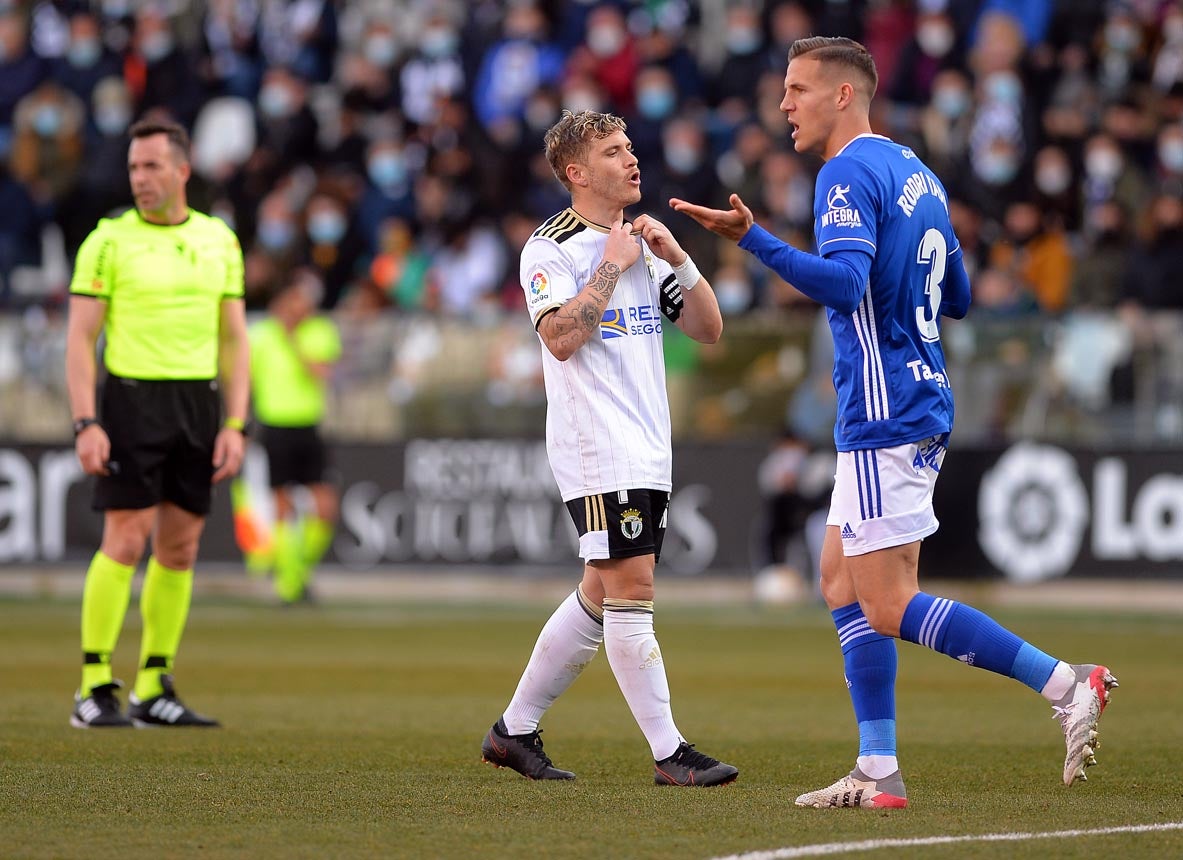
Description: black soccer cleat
xmin=71 ymin=680 xmax=134 ymax=728
xmin=481 ymin=718 xmax=575 ymax=780
xmin=654 ymin=742 xmax=739 ymax=787
xmin=127 ymin=675 xmax=220 ymax=727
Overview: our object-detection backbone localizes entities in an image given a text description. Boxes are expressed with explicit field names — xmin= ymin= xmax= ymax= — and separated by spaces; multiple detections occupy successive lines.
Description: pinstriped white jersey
xmin=520 ymin=207 xmax=676 ymax=501
xmin=814 ymin=134 xmax=960 ymax=451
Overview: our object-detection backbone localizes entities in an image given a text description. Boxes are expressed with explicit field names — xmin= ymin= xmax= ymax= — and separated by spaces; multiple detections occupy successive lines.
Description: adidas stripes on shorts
xmin=826 ymin=434 xmax=948 ymax=556
xmin=564 ymin=488 xmax=669 ymax=562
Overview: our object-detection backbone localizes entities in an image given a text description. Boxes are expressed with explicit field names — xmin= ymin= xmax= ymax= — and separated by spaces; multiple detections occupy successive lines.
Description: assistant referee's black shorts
xmin=257 ymin=423 xmax=330 ymax=488
xmin=94 ymin=374 xmax=221 ymax=515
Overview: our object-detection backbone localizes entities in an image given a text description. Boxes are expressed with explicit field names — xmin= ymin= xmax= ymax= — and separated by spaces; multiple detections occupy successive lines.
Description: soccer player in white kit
xmin=480 ymin=110 xmax=737 ymax=787
xmin=673 ymin=37 xmax=1116 ymax=806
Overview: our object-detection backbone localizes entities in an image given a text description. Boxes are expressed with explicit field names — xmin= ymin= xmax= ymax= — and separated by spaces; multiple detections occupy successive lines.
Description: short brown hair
xmin=129 ymin=118 xmax=190 ymax=163
xmin=543 ymin=110 xmax=628 ymax=191
xmin=789 ymin=36 xmax=878 ymax=98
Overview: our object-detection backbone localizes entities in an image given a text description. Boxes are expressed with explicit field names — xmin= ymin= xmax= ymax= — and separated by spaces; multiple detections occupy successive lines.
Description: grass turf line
xmin=0 ymin=598 xmax=1179 ymax=860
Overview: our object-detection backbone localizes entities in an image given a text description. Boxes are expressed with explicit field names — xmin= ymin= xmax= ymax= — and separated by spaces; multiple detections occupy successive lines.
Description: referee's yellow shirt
xmin=70 ymin=208 xmax=245 ymax=380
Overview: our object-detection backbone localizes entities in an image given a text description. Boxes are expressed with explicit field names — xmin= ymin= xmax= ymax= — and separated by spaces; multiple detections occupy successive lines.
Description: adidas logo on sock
xmin=841 ymin=523 xmax=857 ymax=540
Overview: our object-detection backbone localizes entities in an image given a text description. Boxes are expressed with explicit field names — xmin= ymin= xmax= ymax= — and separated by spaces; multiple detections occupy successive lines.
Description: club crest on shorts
xmin=620 ymin=507 xmax=643 ymax=540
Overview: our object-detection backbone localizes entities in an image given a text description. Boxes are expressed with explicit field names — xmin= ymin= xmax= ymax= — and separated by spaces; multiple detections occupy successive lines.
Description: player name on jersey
xmin=896 ymin=170 xmax=948 ymax=218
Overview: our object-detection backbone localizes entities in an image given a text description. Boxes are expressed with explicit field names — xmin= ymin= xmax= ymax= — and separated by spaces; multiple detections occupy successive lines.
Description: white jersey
xmin=520 ymin=207 xmax=677 ymax=501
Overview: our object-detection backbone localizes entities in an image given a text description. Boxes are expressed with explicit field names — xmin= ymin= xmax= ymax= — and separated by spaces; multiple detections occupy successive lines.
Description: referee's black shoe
xmin=481 ymin=718 xmax=575 ymax=780
xmin=127 ymin=675 xmax=220 ymax=727
xmin=70 ymin=680 xmax=134 ymax=728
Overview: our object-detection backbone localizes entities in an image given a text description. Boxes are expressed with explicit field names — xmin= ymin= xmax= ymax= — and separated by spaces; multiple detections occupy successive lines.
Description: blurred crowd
xmin=0 ymin=0 xmax=1181 ymax=322
xmin=1 ymin=0 xmax=1183 ymax=444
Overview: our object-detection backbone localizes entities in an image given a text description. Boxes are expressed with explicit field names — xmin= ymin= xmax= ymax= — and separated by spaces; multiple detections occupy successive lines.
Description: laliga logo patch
xmin=529 ymin=269 xmax=548 ymax=297
xmin=826 ymin=183 xmax=852 ymax=209
xmin=620 ymin=508 xmax=643 ymax=540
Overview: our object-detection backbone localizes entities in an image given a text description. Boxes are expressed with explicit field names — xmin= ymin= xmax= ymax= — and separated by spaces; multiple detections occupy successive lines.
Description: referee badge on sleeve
xmin=621 ymin=508 xmax=643 ymax=540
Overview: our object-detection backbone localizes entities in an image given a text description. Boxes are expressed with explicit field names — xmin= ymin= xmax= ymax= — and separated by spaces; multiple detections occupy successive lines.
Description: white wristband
xmin=672 ymin=255 xmax=700 ymax=291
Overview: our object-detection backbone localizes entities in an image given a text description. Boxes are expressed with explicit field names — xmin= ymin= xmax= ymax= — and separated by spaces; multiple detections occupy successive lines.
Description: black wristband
xmin=73 ymin=417 xmax=99 ymax=437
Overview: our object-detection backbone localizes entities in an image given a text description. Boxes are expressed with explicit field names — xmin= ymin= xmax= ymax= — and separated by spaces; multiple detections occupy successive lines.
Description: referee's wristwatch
xmin=73 ymin=417 xmax=100 ymax=437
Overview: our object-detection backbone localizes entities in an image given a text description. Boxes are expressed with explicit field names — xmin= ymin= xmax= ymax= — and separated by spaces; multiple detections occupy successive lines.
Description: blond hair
xmin=543 ymin=110 xmax=628 ymax=191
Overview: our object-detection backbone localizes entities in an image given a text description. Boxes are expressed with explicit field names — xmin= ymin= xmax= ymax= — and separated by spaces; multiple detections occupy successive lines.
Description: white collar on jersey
xmin=832 ymin=132 xmax=893 ymax=159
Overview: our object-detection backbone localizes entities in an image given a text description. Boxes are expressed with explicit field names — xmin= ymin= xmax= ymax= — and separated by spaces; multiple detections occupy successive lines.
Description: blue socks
xmin=832 ymin=603 xmax=897 ymax=757
xmin=899 ymin=593 xmax=1058 ymax=692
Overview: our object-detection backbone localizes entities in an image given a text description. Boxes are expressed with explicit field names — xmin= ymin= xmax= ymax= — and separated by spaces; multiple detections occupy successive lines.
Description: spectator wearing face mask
xmin=887 ymin=10 xmax=964 ymax=107
xmin=1155 ymin=123 xmax=1183 ymax=191
xmin=355 ymin=138 xmax=418 ymax=254
xmin=1095 ymin=8 xmax=1150 ymax=101
xmin=918 ymin=68 xmax=974 ymax=176
xmin=254 ymin=66 xmax=320 ymax=175
xmin=472 ymin=4 xmax=564 ymax=134
xmin=626 ymin=65 xmax=678 ymax=175
xmin=398 ymin=12 xmax=465 ymax=129
xmin=131 ymin=7 xmax=203 ymax=127
xmin=1042 ymin=43 xmax=1101 ymax=148
xmin=59 ymin=76 xmax=137 ymax=258
xmin=245 ymin=189 xmax=304 ymax=308
xmin=199 ymin=0 xmax=263 ymax=100
xmin=10 ymin=79 xmax=86 ymax=211
xmin=51 ymin=10 xmax=122 ymax=106
xmin=964 ymin=65 xmax=1036 ymax=218
xmin=634 ymin=10 xmax=703 ymax=106
xmin=0 ymin=9 xmax=48 ymax=143
xmin=302 ymin=191 xmax=363 ymax=309
xmin=1030 ymin=145 xmax=1081 ymax=232
xmin=1080 ymin=133 xmax=1150 ymax=222
xmin=564 ymin=4 xmax=640 ymax=115
xmin=707 ymin=5 xmax=768 ymax=111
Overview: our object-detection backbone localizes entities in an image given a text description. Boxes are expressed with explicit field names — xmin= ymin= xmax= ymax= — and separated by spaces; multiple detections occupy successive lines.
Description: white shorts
xmin=826 ymin=434 xmax=948 ymax=556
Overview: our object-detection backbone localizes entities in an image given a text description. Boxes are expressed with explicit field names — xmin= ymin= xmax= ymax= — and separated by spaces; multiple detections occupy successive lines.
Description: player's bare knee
xmin=861 ymin=601 xmax=904 ymax=638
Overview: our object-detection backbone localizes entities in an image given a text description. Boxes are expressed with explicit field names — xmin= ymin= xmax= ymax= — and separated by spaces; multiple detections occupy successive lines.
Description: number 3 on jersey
xmin=915 ymin=228 xmax=946 ymax=343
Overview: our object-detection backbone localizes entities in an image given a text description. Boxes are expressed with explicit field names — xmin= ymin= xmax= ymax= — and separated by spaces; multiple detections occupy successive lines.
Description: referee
xmin=248 ymin=268 xmax=341 ymax=604
xmin=64 ymin=118 xmax=249 ymax=728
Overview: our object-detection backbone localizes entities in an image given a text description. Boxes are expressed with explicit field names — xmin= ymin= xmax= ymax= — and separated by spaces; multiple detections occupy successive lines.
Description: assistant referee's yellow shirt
xmin=70 ymin=208 xmax=245 ymax=380
xmin=249 ymin=316 xmax=341 ymax=427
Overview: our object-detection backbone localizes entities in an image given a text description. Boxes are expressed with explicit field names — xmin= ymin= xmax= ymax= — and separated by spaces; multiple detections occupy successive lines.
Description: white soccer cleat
xmin=794 ymin=766 xmax=907 ymax=809
xmin=1053 ymin=663 xmax=1118 ymax=786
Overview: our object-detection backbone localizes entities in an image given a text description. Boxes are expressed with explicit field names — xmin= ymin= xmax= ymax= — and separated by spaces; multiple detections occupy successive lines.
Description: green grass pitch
xmin=1 ymin=593 xmax=1180 ymax=859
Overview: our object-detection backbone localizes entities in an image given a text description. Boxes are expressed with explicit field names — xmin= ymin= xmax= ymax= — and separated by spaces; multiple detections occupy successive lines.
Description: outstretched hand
xmin=668 ymin=193 xmax=755 ymax=242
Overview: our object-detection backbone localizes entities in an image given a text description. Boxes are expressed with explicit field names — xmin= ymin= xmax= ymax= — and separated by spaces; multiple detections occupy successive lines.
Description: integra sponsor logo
xmin=821 ymin=183 xmax=863 ymax=228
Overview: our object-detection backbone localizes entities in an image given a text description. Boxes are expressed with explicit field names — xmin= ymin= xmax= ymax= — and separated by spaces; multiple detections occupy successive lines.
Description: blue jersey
xmin=808 ymin=134 xmax=967 ymax=451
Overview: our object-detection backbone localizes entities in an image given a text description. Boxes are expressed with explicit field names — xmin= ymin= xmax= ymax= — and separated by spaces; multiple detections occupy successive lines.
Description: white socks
xmin=502 ymin=590 xmax=603 ymax=735
xmin=1039 ymin=661 xmax=1077 ymax=703
xmin=857 ymin=754 xmax=900 ymax=780
xmin=603 ymin=599 xmax=683 ymax=761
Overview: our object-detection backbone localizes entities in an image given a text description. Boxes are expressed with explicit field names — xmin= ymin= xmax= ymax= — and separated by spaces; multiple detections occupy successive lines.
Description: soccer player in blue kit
xmin=673 ymin=36 xmax=1117 ymax=807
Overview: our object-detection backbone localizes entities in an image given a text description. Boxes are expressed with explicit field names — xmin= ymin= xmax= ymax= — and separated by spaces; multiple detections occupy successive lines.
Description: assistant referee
xmin=64 ymin=118 xmax=249 ymax=728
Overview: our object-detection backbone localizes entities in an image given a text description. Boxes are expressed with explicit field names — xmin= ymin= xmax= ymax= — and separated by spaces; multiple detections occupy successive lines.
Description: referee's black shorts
xmin=258 ymin=424 xmax=329 ymax=488
xmin=564 ymin=488 xmax=670 ymax=562
xmin=94 ymin=374 xmax=221 ymax=515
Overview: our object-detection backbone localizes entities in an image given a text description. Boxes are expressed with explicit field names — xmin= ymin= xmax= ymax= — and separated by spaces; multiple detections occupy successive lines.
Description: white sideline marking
xmin=710 ymin=821 xmax=1183 ymax=860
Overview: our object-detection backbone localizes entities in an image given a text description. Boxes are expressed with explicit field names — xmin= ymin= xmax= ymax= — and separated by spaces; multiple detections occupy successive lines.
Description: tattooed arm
xmin=537 ymin=220 xmax=640 ymax=361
